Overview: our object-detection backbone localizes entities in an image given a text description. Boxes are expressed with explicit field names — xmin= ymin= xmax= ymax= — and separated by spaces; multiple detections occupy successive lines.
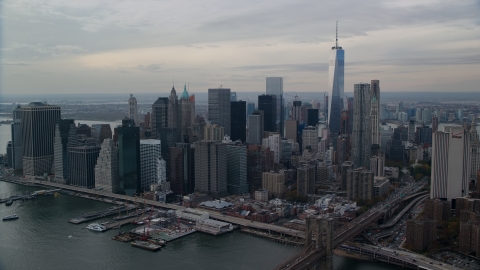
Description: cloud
xmin=231 ymin=63 xmax=328 ymax=73
xmin=2 ymin=0 xmax=480 ymax=94
xmin=136 ymin=63 xmax=162 ymax=72
xmin=2 ymin=62 xmax=31 ymax=66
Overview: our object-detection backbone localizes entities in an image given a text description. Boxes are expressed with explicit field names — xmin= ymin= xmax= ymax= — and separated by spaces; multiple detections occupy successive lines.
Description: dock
xmin=104 ymin=216 xmax=139 ymax=230
xmin=240 ymin=228 xmax=304 ymax=246
xmin=130 ymin=240 xmax=162 ymax=251
xmin=68 ymin=205 xmax=136 ymax=224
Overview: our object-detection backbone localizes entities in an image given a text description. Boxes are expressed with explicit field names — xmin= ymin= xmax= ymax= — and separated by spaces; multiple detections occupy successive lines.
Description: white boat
xmin=86 ymin=223 xmax=107 ymax=232
xmin=2 ymin=214 xmax=19 ymax=221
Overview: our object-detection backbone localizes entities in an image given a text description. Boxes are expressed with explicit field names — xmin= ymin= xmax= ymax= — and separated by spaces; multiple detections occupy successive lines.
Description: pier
xmin=68 ymin=205 xmax=136 ymax=224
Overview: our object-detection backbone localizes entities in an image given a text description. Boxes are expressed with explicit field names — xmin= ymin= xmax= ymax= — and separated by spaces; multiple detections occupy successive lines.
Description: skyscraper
xmin=297 ymin=162 xmax=316 ymax=196
xmin=208 ymin=88 xmax=231 ymax=136
xmin=291 ymin=100 xmax=302 ymax=122
xmin=194 ymin=140 xmax=227 ymax=197
xmin=151 ymin=97 xmax=169 ymax=140
xmin=352 ymin=83 xmax=371 ymax=168
xmin=170 ymin=143 xmax=195 ymax=195
xmin=432 ymin=115 xmax=439 ymax=133
xmin=95 ymin=139 xmax=119 ymax=193
xmin=180 ymin=84 xmax=193 ymax=140
xmin=18 ymin=102 xmax=61 ymax=177
xmin=68 ymin=144 xmax=101 ymax=188
xmin=258 ymin=94 xmax=277 ymax=133
xmin=247 ymin=110 xmax=264 ymax=145
xmin=10 ymin=115 xmax=22 ymax=170
xmin=285 ymin=120 xmax=298 ymax=142
xmin=91 ymin=124 xmax=112 ymax=144
xmin=262 ymin=133 xmax=281 ymax=163
xmin=470 ymin=116 xmax=480 ymax=181
xmin=370 ymin=80 xmax=380 ymax=145
xmin=266 ymin=77 xmax=284 ymax=135
xmin=128 ymin=94 xmax=139 ymax=125
xmin=140 ymin=139 xmax=161 ymax=192
xmin=247 ymin=102 xmax=255 ymax=118
xmin=302 ymin=126 xmax=318 ymax=153
xmin=54 ymin=119 xmax=75 ymax=182
xmin=225 ymin=141 xmax=248 ymax=194
xmin=327 ymin=21 xmax=345 ymax=135
xmin=307 ymin=109 xmax=319 ymax=127
xmin=431 ymin=126 xmax=471 ymax=203
xmin=230 ymin=100 xmax=246 ymax=142
xmin=117 ymin=119 xmax=141 ymax=195
xmin=408 ymin=120 xmax=416 ymax=142
xmin=168 ymin=86 xmax=181 ymax=141
xmin=247 ymin=145 xmax=263 ymax=194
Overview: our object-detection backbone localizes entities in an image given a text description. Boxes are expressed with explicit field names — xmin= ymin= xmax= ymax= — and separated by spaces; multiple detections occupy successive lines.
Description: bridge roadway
xmin=375 ymin=194 xmax=428 ymax=229
xmin=275 ymin=190 xmax=430 ymax=270
xmin=339 ymin=243 xmax=460 ymax=270
xmin=1 ymin=177 xmax=304 ymax=238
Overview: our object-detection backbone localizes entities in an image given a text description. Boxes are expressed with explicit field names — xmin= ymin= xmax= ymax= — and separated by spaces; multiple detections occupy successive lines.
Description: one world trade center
xmin=327 ymin=21 xmax=344 ymax=135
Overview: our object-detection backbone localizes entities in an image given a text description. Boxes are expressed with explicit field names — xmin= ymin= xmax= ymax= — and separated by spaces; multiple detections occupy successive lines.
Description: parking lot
xmin=433 ymin=251 xmax=480 ymax=270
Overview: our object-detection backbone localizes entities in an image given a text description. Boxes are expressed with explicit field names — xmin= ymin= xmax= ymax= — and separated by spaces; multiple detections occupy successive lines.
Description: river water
xmin=0 ymin=181 xmax=402 ymax=270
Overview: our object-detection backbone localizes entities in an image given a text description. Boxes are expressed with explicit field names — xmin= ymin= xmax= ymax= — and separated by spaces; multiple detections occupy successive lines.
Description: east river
xmin=0 ymin=181 xmax=403 ymax=270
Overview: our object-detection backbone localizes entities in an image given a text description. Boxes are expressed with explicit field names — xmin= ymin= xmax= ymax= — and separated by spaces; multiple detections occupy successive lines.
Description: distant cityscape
xmin=2 ymin=26 xmax=480 ymax=270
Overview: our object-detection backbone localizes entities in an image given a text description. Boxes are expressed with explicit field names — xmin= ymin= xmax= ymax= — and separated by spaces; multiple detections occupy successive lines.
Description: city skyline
xmin=2 ymin=1 xmax=480 ymax=95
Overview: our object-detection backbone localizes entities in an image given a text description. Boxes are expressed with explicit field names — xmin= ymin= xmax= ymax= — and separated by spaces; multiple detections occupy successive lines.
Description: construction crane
xmin=284 ymin=93 xmax=299 ymax=101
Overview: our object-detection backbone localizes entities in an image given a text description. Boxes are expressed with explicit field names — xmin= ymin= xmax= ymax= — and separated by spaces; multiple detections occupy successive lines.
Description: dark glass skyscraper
xmin=18 ymin=102 xmax=61 ymax=177
xmin=258 ymin=94 xmax=277 ymax=133
xmin=169 ymin=143 xmax=195 ymax=195
xmin=231 ymin=101 xmax=246 ymax=142
xmin=307 ymin=109 xmax=319 ymax=127
xmin=118 ymin=118 xmax=141 ymax=195
xmin=151 ymin=97 xmax=169 ymax=140
xmin=54 ymin=119 xmax=75 ymax=182
xmin=68 ymin=145 xmax=100 ymax=188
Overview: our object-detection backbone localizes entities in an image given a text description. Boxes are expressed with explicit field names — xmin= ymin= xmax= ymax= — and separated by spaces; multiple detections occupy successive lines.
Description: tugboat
xmin=2 ymin=214 xmax=19 ymax=221
xmin=5 ymin=199 xmax=13 ymax=206
xmin=86 ymin=223 xmax=107 ymax=232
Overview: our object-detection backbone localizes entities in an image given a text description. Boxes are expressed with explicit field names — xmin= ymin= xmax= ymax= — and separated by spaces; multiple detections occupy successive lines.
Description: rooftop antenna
xmin=336 ymin=20 xmax=338 ymax=48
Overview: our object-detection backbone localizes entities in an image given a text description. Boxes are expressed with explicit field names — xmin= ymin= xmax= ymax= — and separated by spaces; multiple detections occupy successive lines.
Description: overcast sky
xmin=1 ymin=0 xmax=479 ymax=95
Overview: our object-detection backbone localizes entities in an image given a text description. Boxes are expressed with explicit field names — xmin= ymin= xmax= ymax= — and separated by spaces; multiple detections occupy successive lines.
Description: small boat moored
xmin=86 ymin=223 xmax=107 ymax=232
xmin=5 ymin=199 xmax=13 ymax=206
xmin=3 ymin=214 xmax=19 ymax=221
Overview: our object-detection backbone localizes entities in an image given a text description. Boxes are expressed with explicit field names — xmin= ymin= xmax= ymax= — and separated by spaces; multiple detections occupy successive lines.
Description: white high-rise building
xmin=327 ymin=21 xmax=345 ymax=135
xmin=140 ymin=139 xmax=162 ymax=191
xmin=302 ymin=126 xmax=319 ymax=154
xmin=157 ymin=157 xmax=166 ymax=184
xmin=422 ymin=108 xmax=432 ymax=124
xmin=416 ymin=108 xmax=422 ymax=122
xmin=262 ymin=133 xmax=281 ymax=163
xmin=128 ymin=94 xmax=139 ymax=125
xmin=95 ymin=139 xmax=119 ymax=193
xmin=430 ymin=126 xmax=471 ymax=202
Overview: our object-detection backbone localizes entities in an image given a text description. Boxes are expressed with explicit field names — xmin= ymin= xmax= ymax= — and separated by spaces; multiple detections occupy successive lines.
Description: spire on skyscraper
xmin=336 ymin=20 xmax=338 ymax=48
